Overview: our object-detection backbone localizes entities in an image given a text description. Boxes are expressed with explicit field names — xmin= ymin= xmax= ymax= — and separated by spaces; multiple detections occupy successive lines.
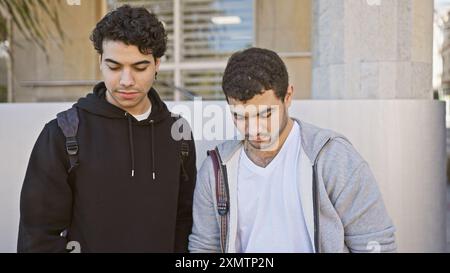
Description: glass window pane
xmin=181 ymin=0 xmax=253 ymax=61
xmin=153 ymin=70 xmax=175 ymax=100
xmin=181 ymin=69 xmax=225 ymax=100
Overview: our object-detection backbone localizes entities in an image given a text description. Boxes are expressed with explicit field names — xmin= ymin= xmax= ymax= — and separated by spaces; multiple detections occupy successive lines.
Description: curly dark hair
xmin=90 ymin=5 xmax=167 ymax=59
xmin=222 ymin=47 xmax=289 ymax=103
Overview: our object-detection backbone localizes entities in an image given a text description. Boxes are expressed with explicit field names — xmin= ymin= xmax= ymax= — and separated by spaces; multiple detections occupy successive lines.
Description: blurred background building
xmin=2 ymin=0 xmax=312 ymax=102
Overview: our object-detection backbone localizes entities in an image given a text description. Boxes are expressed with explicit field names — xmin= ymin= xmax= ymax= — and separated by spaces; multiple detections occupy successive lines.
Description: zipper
xmin=221 ymin=162 xmax=230 ymax=252
xmin=312 ymin=162 xmax=320 ymax=253
xmin=312 ymin=137 xmax=333 ymax=253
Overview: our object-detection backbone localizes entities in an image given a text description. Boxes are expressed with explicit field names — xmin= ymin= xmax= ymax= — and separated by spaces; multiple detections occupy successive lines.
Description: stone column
xmin=312 ymin=0 xmax=434 ymax=99
xmin=312 ymin=0 xmax=447 ymax=252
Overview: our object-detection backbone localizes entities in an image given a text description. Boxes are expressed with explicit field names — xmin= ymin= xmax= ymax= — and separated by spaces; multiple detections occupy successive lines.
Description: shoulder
xmin=296 ymin=119 xmax=366 ymax=182
xmin=43 ymin=118 xmax=66 ymax=141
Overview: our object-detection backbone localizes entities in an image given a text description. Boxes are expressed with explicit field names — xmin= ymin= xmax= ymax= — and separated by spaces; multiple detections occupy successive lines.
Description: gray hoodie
xmin=189 ymin=119 xmax=396 ymax=253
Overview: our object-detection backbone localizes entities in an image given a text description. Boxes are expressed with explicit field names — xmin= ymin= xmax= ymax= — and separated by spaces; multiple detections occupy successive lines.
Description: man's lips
xmin=117 ymin=91 xmax=139 ymax=100
xmin=247 ymin=136 xmax=271 ymax=142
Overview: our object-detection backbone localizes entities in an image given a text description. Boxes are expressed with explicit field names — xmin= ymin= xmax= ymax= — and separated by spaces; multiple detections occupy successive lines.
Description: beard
xmin=245 ymin=110 xmax=289 ymax=152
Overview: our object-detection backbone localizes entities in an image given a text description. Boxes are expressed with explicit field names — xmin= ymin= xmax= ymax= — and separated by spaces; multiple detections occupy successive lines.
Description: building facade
xmin=11 ymin=0 xmax=312 ymax=102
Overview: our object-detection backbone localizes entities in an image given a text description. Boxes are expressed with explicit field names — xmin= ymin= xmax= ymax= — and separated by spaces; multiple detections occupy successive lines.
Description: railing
xmin=20 ymin=80 xmax=200 ymax=101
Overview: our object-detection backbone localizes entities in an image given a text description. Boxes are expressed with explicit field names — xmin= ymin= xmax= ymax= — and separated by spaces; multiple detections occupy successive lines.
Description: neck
xmin=131 ymin=100 xmax=152 ymax=116
xmin=245 ymin=118 xmax=294 ymax=168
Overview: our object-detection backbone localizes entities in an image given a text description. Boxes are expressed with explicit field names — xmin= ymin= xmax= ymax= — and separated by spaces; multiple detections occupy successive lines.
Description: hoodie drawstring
xmin=126 ymin=112 xmax=156 ymax=180
xmin=150 ymin=119 xmax=156 ymax=181
xmin=126 ymin=113 xmax=136 ymax=178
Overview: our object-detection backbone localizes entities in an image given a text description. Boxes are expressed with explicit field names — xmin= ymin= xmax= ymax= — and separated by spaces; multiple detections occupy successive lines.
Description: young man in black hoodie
xmin=17 ymin=5 xmax=196 ymax=253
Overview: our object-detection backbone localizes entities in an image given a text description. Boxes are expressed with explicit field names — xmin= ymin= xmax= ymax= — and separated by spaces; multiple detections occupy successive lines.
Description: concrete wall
xmin=0 ymin=100 xmax=446 ymax=252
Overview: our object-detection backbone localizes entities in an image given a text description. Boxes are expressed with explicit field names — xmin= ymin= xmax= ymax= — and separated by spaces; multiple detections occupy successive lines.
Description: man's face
xmin=228 ymin=88 xmax=293 ymax=151
xmin=100 ymin=40 xmax=160 ymax=115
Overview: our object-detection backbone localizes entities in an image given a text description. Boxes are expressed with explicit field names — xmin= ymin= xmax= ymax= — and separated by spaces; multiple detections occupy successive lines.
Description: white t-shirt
xmin=237 ymin=122 xmax=313 ymax=253
xmin=132 ymin=105 xmax=152 ymax=121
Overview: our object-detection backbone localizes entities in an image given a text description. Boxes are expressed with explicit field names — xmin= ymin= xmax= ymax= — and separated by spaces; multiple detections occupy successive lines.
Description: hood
xmin=73 ymin=82 xmax=173 ymax=180
xmin=74 ymin=81 xmax=171 ymax=123
xmin=215 ymin=119 xmax=349 ymax=165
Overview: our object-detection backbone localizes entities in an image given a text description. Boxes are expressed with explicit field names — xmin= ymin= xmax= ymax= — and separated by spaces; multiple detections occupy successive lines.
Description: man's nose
xmin=245 ymin=118 xmax=260 ymax=136
xmin=120 ymin=69 xmax=135 ymax=87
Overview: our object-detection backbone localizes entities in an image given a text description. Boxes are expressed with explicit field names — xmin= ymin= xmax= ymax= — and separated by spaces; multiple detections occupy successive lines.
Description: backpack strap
xmin=207 ymin=148 xmax=229 ymax=253
xmin=56 ymin=107 xmax=79 ymax=174
xmin=180 ymin=141 xmax=190 ymax=181
xmin=172 ymin=114 xmax=191 ymax=182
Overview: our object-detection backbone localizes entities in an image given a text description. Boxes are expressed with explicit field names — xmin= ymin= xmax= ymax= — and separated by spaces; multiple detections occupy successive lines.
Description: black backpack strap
xmin=180 ymin=141 xmax=190 ymax=181
xmin=207 ymin=148 xmax=229 ymax=253
xmin=56 ymin=107 xmax=79 ymax=173
xmin=172 ymin=114 xmax=190 ymax=182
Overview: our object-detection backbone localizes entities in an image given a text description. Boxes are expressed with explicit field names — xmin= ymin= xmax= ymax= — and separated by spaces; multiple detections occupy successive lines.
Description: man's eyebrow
xmin=104 ymin=58 xmax=121 ymax=65
xmin=230 ymin=107 xmax=274 ymax=117
xmin=104 ymin=59 xmax=151 ymax=66
xmin=132 ymin=60 xmax=151 ymax=66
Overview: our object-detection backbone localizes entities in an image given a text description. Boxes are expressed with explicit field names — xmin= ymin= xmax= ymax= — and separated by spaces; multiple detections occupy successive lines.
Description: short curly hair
xmin=90 ymin=5 xmax=167 ymax=59
xmin=222 ymin=47 xmax=289 ymax=103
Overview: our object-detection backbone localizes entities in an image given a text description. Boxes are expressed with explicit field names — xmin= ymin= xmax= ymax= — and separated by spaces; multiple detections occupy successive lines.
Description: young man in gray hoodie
xmin=189 ymin=47 xmax=396 ymax=253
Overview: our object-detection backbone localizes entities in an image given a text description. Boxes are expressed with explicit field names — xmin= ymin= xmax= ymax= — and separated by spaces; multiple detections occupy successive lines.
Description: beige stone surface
xmin=312 ymin=0 xmax=434 ymax=99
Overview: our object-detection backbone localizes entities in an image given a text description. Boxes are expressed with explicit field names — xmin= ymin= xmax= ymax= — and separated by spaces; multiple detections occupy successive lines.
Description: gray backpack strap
xmin=56 ymin=107 xmax=79 ymax=173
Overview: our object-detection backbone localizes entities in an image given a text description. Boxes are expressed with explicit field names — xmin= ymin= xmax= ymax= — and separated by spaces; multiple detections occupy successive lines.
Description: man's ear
xmin=284 ymin=85 xmax=294 ymax=107
xmin=155 ymin=58 xmax=161 ymax=72
xmin=99 ymin=55 xmax=103 ymax=71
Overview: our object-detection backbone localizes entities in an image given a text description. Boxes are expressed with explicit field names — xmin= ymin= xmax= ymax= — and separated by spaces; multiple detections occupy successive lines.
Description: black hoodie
xmin=18 ymin=82 xmax=196 ymax=253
